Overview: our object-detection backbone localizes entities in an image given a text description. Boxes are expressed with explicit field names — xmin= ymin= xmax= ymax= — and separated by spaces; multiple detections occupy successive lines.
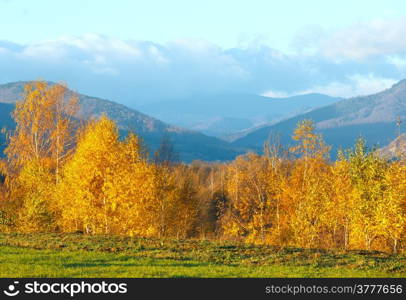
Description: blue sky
xmin=1 ymin=0 xmax=406 ymax=106
xmin=2 ymin=0 xmax=405 ymax=50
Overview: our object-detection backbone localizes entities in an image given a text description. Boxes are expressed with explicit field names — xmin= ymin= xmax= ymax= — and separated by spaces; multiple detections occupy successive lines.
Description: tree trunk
xmin=103 ymin=196 xmax=109 ymax=234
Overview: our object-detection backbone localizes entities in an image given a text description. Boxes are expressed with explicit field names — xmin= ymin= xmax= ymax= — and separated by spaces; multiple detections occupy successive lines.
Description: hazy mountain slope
xmin=0 ymin=82 xmax=243 ymax=162
xmin=378 ymin=134 xmax=406 ymax=159
xmin=232 ymin=80 xmax=406 ymax=156
xmin=0 ymin=103 xmax=15 ymax=156
xmin=0 ymin=103 xmax=14 ymax=126
xmin=138 ymin=93 xmax=341 ymax=137
xmin=0 ymin=82 xmax=26 ymax=104
xmin=316 ymin=80 xmax=406 ymax=129
xmin=192 ymin=117 xmax=254 ymax=138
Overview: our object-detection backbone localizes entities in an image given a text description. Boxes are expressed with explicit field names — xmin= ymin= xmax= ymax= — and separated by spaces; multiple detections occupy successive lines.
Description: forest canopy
xmin=0 ymin=82 xmax=405 ymax=254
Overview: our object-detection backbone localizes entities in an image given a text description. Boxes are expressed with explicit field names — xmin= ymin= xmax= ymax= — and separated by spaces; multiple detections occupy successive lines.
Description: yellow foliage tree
xmin=2 ymin=81 xmax=78 ymax=232
xmin=377 ymin=162 xmax=406 ymax=253
xmin=5 ymin=81 xmax=78 ymax=175
xmin=328 ymin=153 xmax=356 ymax=249
xmin=154 ymin=164 xmax=198 ymax=238
xmin=346 ymin=139 xmax=389 ymax=250
xmin=280 ymin=120 xmax=332 ymax=248
xmin=221 ymin=153 xmax=279 ymax=244
xmin=13 ymin=159 xmax=56 ymax=232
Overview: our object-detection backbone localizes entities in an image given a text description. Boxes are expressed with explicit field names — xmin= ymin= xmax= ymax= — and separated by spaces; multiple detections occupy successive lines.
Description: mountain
xmin=378 ymin=134 xmax=406 ymax=159
xmin=137 ymin=93 xmax=341 ymax=138
xmin=0 ymin=103 xmax=14 ymax=126
xmin=232 ymin=80 xmax=406 ymax=157
xmin=0 ymin=103 xmax=14 ymax=156
xmin=0 ymin=82 xmax=243 ymax=162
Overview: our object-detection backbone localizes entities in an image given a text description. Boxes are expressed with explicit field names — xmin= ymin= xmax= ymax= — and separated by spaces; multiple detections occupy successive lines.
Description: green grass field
xmin=0 ymin=233 xmax=404 ymax=277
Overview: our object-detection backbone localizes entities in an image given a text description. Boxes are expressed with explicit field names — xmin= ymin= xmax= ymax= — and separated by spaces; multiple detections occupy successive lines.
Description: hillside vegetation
xmin=379 ymin=134 xmax=406 ymax=159
xmin=233 ymin=80 xmax=406 ymax=157
xmin=0 ymin=82 xmax=405 ymax=261
xmin=0 ymin=81 xmax=242 ymax=162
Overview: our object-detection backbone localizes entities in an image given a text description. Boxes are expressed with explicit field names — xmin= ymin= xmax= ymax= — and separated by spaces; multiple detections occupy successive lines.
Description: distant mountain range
xmin=1 ymin=80 xmax=404 ymax=162
xmin=232 ymin=80 xmax=406 ymax=157
xmin=0 ymin=82 xmax=243 ymax=162
xmin=138 ymin=93 xmax=341 ymax=138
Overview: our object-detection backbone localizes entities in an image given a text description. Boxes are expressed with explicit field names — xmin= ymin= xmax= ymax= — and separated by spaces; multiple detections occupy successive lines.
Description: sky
xmin=1 ymin=0 xmax=406 ymax=106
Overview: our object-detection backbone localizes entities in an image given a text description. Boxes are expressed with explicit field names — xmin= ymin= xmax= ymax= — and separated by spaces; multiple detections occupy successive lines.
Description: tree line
xmin=0 ymin=82 xmax=405 ymax=253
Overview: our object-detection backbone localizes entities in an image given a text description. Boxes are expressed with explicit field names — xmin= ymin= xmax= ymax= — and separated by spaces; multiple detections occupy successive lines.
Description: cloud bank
xmin=320 ymin=18 xmax=406 ymax=60
xmin=1 ymin=18 xmax=406 ymax=107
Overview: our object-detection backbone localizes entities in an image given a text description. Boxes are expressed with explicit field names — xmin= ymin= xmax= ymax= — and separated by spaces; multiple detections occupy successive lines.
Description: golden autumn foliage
xmin=1 ymin=81 xmax=78 ymax=232
xmin=0 ymin=82 xmax=405 ymax=253
xmin=13 ymin=159 xmax=56 ymax=233
xmin=221 ymin=153 xmax=277 ymax=243
xmin=154 ymin=164 xmax=199 ymax=238
xmin=220 ymin=121 xmax=406 ymax=252
xmin=56 ymin=117 xmax=155 ymax=235
xmin=55 ymin=116 xmax=198 ymax=238
xmin=5 ymin=81 xmax=78 ymax=174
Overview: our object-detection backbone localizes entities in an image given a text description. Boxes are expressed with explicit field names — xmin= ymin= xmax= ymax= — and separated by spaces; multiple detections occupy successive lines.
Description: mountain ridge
xmin=0 ymin=81 xmax=243 ymax=162
xmin=138 ymin=93 xmax=341 ymax=138
xmin=232 ymin=80 xmax=406 ymax=157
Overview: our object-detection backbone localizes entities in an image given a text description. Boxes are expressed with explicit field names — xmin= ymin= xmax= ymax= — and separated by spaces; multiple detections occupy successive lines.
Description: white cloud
xmin=147 ymin=45 xmax=169 ymax=64
xmin=320 ymin=18 xmax=406 ymax=60
xmin=296 ymin=75 xmax=397 ymax=98
xmin=0 ymin=35 xmax=257 ymax=102
xmin=21 ymin=34 xmax=142 ymax=61
xmin=261 ymin=90 xmax=289 ymax=98
xmin=262 ymin=75 xmax=397 ymax=99
xmin=387 ymin=55 xmax=406 ymax=72
xmin=0 ymin=34 xmax=405 ymax=105
xmin=170 ymin=38 xmax=219 ymax=55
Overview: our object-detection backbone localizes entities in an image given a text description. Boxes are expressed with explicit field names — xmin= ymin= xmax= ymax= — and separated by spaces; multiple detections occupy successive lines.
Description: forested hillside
xmin=233 ymin=80 xmax=406 ymax=157
xmin=0 ymin=82 xmax=404 ymax=254
xmin=0 ymin=82 xmax=243 ymax=162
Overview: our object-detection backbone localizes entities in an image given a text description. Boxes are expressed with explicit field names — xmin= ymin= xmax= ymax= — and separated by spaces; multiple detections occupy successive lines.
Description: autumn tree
xmin=378 ymin=161 xmax=406 ymax=253
xmin=153 ymin=164 xmax=199 ymax=238
xmin=0 ymin=160 xmax=13 ymax=231
xmin=328 ymin=151 xmax=356 ymax=249
xmin=190 ymin=161 xmax=228 ymax=238
xmin=221 ymin=153 xmax=279 ymax=243
xmin=56 ymin=116 xmax=156 ymax=235
xmin=345 ymin=138 xmax=389 ymax=250
xmin=2 ymin=81 xmax=78 ymax=232
xmin=290 ymin=120 xmax=329 ymax=160
xmin=154 ymin=134 xmax=179 ymax=166
xmin=5 ymin=81 xmax=78 ymax=175
xmin=14 ymin=159 xmax=56 ymax=232
xmin=282 ymin=120 xmax=332 ymax=248
xmin=56 ymin=116 xmax=198 ymax=238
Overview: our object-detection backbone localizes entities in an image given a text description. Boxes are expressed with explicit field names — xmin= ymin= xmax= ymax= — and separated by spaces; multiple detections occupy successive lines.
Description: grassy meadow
xmin=0 ymin=233 xmax=404 ymax=278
